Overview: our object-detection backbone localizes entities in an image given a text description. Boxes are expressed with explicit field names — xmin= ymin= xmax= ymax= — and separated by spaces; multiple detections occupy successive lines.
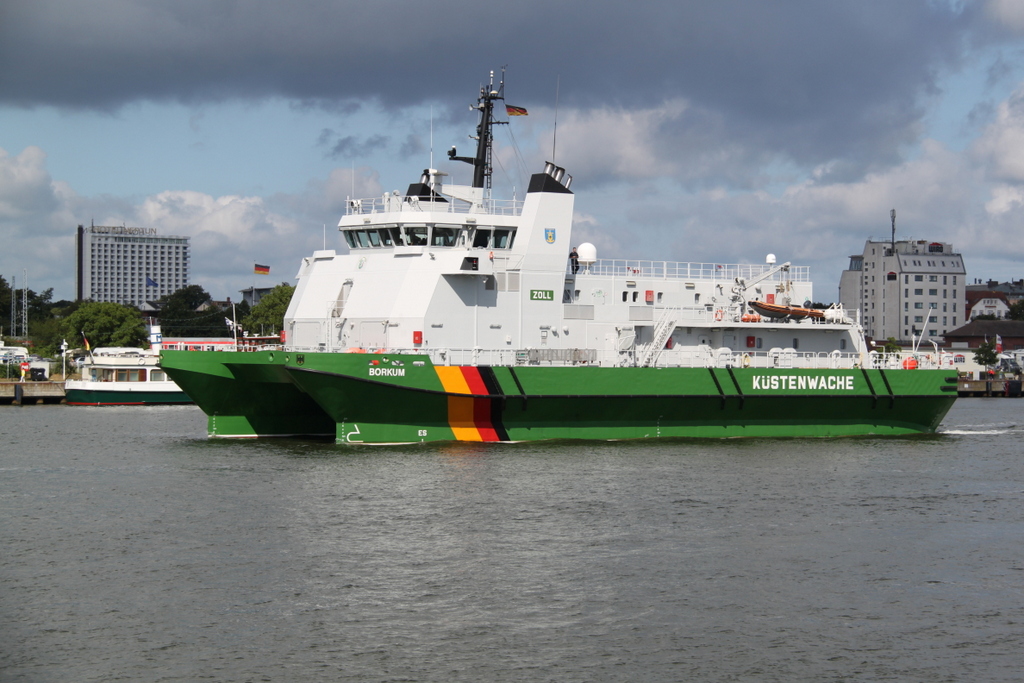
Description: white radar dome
xmin=577 ymin=242 xmax=597 ymax=264
xmin=766 ymin=253 xmax=777 ymax=265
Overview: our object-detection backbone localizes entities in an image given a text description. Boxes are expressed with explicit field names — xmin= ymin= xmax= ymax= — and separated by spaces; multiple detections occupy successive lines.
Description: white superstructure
xmin=282 ymin=71 xmax=875 ymax=371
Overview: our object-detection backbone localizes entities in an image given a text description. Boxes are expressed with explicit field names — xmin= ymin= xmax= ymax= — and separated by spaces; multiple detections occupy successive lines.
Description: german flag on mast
xmin=505 ymin=105 xmax=528 ymax=116
xmin=254 ymin=263 xmax=270 ymax=275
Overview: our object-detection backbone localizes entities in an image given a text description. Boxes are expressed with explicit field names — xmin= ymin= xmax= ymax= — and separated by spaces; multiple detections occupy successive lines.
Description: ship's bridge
xmin=341 ymin=222 xmax=518 ymax=253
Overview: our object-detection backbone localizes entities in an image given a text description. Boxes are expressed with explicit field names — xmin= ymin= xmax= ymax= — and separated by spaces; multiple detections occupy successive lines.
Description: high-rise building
xmin=76 ymin=224 xmax=190 ymax=305
xmin=839 ymin=239 xmax=966 ymax=343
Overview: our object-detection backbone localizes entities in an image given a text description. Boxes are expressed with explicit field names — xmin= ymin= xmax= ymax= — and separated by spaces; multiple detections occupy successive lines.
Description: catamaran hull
xmin=161 ymin=350 xmax=957 ymax=444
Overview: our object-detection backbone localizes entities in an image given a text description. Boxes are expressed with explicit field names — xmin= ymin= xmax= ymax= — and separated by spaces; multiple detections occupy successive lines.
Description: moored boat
xmin=65 ymin=348 xmax=192 ymax=406
xmin=160 ymin=70 xmax=957 ymax=443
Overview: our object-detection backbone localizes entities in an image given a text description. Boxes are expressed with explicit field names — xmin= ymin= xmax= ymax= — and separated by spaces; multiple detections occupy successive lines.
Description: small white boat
xmin=65 ymin=348 xmax=191 ymax=406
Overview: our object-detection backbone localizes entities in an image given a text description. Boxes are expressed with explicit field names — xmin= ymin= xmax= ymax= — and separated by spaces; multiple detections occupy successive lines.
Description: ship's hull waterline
xmin=161 ymin=350 xmax=957 ymax=444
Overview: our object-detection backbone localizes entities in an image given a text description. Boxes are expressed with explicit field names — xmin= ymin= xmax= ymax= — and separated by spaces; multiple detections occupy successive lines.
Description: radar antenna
xmin=448 ymin=68 xmax=509 ymax=191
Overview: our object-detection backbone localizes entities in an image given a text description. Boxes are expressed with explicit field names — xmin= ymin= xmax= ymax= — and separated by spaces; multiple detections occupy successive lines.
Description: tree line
xmin=0 ymin=277 xmax=294 ymax=356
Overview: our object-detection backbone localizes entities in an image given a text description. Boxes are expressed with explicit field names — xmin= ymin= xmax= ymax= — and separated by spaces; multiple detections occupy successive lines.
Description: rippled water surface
xmin=2 ymin=400 xmax=1024 ymax=682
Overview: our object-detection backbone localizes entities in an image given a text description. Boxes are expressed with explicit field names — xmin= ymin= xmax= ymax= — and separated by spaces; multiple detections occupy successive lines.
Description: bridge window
xmin=493 ymin=229 xmax=515 ymax=249
xmin=405 ymin=226 xmax=428 ymax=245
xmin=431 ymin=226 xmax=459 ymax=247
xmin=473 ymin=229 xmax=491 ymax=248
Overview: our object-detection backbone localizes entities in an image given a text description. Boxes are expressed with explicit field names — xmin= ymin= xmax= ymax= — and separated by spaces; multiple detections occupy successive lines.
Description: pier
xmin=958 ymin=378 xmax=1023 ymax=398
xmin=0 ymin=381 xmax=67 ymax=405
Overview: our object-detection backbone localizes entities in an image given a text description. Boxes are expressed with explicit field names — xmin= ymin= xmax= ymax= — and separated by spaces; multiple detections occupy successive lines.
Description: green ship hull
xmin=160 ymin=350 xmax=957 ymax=444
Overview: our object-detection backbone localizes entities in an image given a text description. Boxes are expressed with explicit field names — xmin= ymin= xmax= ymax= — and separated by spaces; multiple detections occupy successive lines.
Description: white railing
xmin=346 ymin=194 xmax=523 ymax=217
xmin=574 ymin=260 xmax=810 ymax=282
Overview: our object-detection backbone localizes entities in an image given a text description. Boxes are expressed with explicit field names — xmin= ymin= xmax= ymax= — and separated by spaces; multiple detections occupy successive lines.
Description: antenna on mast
xmin=448 ymin=67 xmax=507 ymax=191
xmin=890 ymin=208 xmax=896 ymax=255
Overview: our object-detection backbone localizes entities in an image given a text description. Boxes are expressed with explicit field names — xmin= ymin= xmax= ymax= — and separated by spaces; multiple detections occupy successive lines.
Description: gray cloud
xmin=0 ymin=0 xmax=984 ymax=171
xmin=317 ymin=131 xmax=389 ymax=158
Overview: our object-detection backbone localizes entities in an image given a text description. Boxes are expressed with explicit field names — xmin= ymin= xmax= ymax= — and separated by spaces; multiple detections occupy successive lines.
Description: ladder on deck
xmin=639 ymin=308 xmax=679 ymax=367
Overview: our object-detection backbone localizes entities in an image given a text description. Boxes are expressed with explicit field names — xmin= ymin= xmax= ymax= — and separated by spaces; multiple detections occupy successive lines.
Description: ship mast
xmin=448 ymin=69 xmax=507 ymax=191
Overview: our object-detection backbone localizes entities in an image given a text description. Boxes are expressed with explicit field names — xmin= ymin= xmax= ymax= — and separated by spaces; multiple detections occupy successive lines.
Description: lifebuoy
xmin=488 ymin=251 xmax=494 ymax=260
xmin=741 ymin=353 xmax=751 ymax=368
xmin=714 ymin=309 xmax=724 ymax=321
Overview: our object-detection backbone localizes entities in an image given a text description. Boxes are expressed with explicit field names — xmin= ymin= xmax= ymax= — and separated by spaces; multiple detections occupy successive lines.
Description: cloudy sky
xmin=3 ymin=0 xmax=1024 ymax=305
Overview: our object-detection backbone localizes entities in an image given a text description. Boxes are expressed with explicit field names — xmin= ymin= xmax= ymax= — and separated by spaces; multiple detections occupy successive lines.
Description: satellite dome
xmin=577 ymin=242 xmax=597 ymax=264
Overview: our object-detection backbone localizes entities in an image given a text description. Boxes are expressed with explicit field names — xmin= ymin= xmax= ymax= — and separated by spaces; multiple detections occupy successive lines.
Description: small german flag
xmin=254 ymin=263 xmax=270 ymax=275
xmin=505 ymin=105 xmax=528 ymax=116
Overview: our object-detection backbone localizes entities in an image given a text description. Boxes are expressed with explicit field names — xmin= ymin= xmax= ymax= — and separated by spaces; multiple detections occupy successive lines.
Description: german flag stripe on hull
xmin=434 ymin=366 xmax=509 ymax=442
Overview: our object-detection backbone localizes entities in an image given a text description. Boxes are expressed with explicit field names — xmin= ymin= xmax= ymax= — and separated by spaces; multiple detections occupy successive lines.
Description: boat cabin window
xmin=473 ymin=229 xmax=491 ymax=248
xmin=151 ymin=370 xmax=167 ymax=381
xmin=116 ymin=369 xmax=147 ymax=382
xmin=387 ymin=227 xmax=404 ymax=246
xmin=344 ymin=231 xmax=356 ymax=249
xmin=405 ymin=226 xmax=428 ymax=245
